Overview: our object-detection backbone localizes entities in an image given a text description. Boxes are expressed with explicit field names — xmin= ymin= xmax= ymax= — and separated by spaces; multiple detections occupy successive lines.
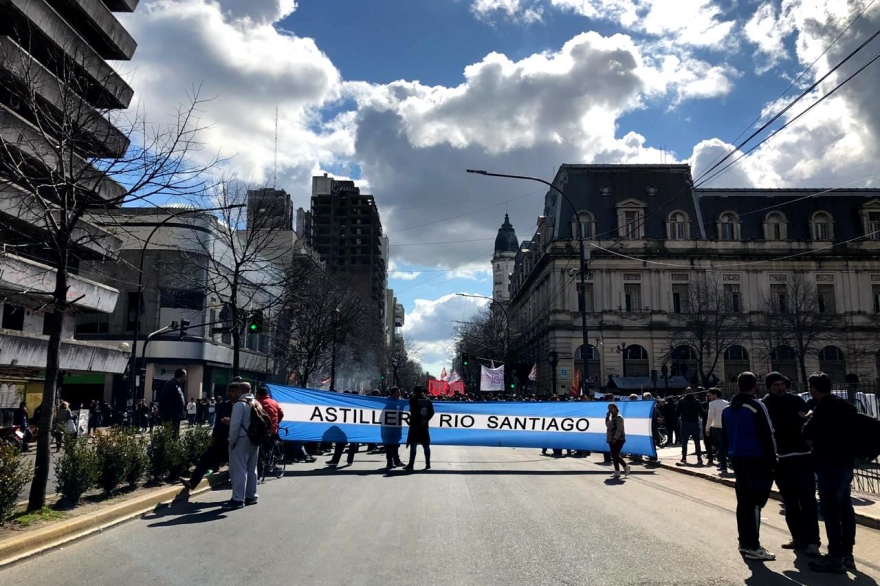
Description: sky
xmin=114 ymin=0 xmax=880 ymax=377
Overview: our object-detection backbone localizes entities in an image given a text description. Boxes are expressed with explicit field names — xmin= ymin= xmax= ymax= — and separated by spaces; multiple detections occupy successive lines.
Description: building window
xmin=764 ymin=212 xmax=787 ymax=241
xmin=817 ymin=284 xmax=835 ymax=314
xmin=160 ymin=289 xmax=204 ymax=310
xmin=724 ymin=284 xmax=741 ymax=313
xmin=577 ymin=283 xmax=595 ymax=312
xmin=869 ymin=212 xmax=880 ymax=241
xmin=125 ymin=292 xmax=141 ymax=332
xmin=623 ymin=211 xmax=640 ymax=240
xmin=771 ymin=284 xmax=788 ymax=313
xmin=873 ymin=284 xmax=880 ymax=314
xmin=718 ymin=212 xmax=740 ymax=241
xmin=2 ymin=304 xmax=25 ymax=331
xmin=667 ymin=211 xmax=688 ymax=240
xmin=624 ymin=283 xmax=641 ymax=312
xmin=75 ymin=311 xmax=109 ymax=334
xmin=571 ymin=212 xmax=595 ymax=240
xmin=812 ymin=212 xmax=833 ymax=241
xmin=672 ymin=284 xmax=689 ymax=314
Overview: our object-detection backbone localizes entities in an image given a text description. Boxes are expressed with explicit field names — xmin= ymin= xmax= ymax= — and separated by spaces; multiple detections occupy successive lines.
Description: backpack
xmin=244 ymin=400 xmax=272 ymax=446
xmin=851 ymin=412 xmax=880 ymax=463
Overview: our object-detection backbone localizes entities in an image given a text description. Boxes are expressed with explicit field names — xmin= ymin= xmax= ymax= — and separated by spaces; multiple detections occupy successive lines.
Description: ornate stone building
xmin=509 ymin=164 xmax=880 ymax=395
xmin=493 ymin=214 xmax=519 ymax=302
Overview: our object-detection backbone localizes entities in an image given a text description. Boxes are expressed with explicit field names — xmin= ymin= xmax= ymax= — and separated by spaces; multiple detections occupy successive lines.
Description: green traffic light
xmin=249 ymin=323 xmax=257 ymax=331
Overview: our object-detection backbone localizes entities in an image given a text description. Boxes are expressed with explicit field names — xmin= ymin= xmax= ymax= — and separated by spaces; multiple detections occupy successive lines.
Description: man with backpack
xmin=803 ymin=373 xmax=858 ymax=573
xmin=226 ymin=382 xmax=270 ymax=509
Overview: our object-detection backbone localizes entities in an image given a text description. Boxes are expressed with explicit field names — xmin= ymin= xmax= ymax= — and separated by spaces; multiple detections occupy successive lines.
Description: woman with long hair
xmin=606 ymin=403 xmax=629 ymax=478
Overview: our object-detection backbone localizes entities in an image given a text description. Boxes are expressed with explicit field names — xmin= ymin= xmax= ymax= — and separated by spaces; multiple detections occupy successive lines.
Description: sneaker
xmin=678 ymin=458 xmax=687 ymax=465
xmin=611 ymin=471 xmax=620 ymax=478
xmin=697 ymin=458 xmax=704 ymax=466
xmin=244 ymin=498 xmax=258 ymax=506
xmin=305 ymin=457 xmax=317 ymax=463
xmin=843 ymin=555 xmax=856 ymax=570
xmin=781 ymin=540 xmax=804 ymax=550
xmin=222 ymin=500 xmax=245 ymax=510
xmin=809 ymin=555 xmax=845 ymax=574
xmin=180 ymin=478 xmax=193 ymax=491
xmin=741 ymin=547 xmax=776 ymax=561
xmin=403 ymin=464 xmax=413 ymax=471
xmin=805 ymin=544 xmax=821 ymax=558
xmin=719 ymin=468 xmax=729 ymax=474
xmin=624 ymin=465 xmax=631 ymax=477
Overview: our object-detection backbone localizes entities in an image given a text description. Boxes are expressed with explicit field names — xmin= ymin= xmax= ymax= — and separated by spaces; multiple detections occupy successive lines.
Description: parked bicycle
xmin=258 ymin=428 xmax=287 ymax=482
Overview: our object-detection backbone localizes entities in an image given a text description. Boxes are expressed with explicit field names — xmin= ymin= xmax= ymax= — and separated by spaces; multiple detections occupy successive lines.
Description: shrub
xmin=147 ymin=424 xmax=185 ymax=482
xmin=55 ymin=436 xmax=99 ymax=506
xmin=0 ymin=444 xmax=32 ymax=524
xmin=95 ymin=429 xmax=149 ymax=494
xmin=182 ymin=425 xmax=212 ymax=468
xmin=125 ymin=434 xmax=149 ymax=488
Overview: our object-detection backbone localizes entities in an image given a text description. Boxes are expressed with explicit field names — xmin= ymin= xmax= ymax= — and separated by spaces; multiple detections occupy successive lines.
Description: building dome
xmin=494 ymin=214 xmax=519 ymax=255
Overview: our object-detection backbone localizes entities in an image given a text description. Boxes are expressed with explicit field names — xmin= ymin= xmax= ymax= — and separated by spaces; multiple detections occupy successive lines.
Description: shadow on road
xmin=740 ymin=553 xmax=880 ymax=586
xmin=283 ymin=468 xmax=657 ymax=478
xmin=143 ymin=498 xmax=230 ymax=528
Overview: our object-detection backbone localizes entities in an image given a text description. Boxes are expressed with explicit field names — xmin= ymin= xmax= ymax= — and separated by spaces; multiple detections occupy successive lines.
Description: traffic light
xmin=462 ymin=352 xmax=469 ymax=367
xmin=179 ymin=319 xmax=190 ymax=338
xmin=248 ymin=310 xmax=263 ymax=334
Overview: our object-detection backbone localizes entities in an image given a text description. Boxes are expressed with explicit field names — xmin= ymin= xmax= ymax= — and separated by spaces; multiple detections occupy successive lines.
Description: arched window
xmin=570 ymin=211 xmax=595 ymax=240
xmin=718 ymin=212 xmax=740 ymax=241
xmin=811 ymin=211 xmax=833 ymax=241
xmin=724 ymin=345 xmax=750 ymax=382
xmin=819 ymin=346 xmax=846 ymax=383
xmin=620 ymin=344 xmax=649 ymax=377
xmin=574 ymin=345 xmax=601 ymax=384
xmin=667 ymin=211 xmax=689 ymax=240
xmin=770 ymin=345 xmax=799 ymax=384
xmin=764 ymin=211 xmax=788 ymax=241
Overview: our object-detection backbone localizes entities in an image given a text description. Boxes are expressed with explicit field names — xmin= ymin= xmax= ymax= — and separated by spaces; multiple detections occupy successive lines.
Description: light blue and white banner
xmin=268 ymin=385 xmax=657 ymax=457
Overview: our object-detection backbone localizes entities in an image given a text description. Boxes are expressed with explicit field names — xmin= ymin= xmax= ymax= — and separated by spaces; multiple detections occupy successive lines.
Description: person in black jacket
xmin=677 ymin=393 xmax=704 ymax=465
xmin=761 ymin=372 xmax=820 ymax=556
xmin=803 ymin=373 xmax=858 ymax=574
xmin=404 ymin=386 xmax=434 ymax=471
xmin=662 ymin=398 xmax=678 ymax=446
xmin=722 ymin=372 xmax=778 ymax=561
xmin=182 ymin=383 xmax=235 ymax=490
xmin=158 ymin=369 xmax=187 ymax=436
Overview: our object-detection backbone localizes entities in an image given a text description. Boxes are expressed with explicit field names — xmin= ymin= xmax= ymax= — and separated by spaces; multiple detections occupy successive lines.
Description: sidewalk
xmin=652 ymin=444 xmax=880 ymax=530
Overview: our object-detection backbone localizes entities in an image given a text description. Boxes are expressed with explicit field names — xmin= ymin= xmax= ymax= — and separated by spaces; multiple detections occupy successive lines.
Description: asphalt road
xmin=3 ymin=446 xmax=880 ymax=586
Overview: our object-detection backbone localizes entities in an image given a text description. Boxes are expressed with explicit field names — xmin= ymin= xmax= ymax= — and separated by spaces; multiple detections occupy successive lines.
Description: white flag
xmin=448 ymin=370 xmax=461 ymax=384
xmin=528 ymin=363 xmax=537 ymax=381
xmin=480 ymin=365 xmax=505 ymax=391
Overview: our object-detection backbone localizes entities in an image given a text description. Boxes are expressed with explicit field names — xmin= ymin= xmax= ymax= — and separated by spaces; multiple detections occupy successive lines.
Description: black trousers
xmin=407 ymin=442 xmax=431 ymax=466
xmin=188 ymin=438 xmax=228 ymax=487
xmin=732 ymin=457 xmax=774 ymax=550
xmin=331 ymin=442 xmax=360 ymax=464
xmin=385 ymin=444 xmax=402 ymax=466
xmin=775 ymin=455 xmax=820 ymax=546
xmin=665 ymin=421 xmax=678 ymax=445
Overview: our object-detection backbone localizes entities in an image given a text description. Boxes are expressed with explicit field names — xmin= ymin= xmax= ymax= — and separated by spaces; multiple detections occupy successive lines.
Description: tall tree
xmin=667 ymin=275 xmax=745 ymax=386
xmin=0 ymin=36 xmax=216 ymax=510
xmin=757 ymin=273 xmax=836 ymax=387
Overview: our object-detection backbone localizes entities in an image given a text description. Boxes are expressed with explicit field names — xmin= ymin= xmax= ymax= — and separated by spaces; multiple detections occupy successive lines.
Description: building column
xmin=186 ymin=364 xmax=205 ymax=399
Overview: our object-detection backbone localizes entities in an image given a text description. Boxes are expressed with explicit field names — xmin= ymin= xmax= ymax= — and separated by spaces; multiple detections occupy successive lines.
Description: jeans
xmin=665 ymin=420 xmax=678 ymax=445
xmin=208 ymin=412 xmax=216 ymax=427
xmin=816 ymin=465 xmax=856 ymax=558
xmin=187 ymin=414 xmax=196 ymax=427
xmin=609 ymin=440 xmax=627 ymax=472
xmin=732 ymin=457 xmax=775 ymax=550
xmin=385 ymin=444 xmax=402 ymax=467
xmin=680 ymin=421 xmax=702 ymax=459
xmin=775 ymin=455 xmax=820 ymax=546
xmin=331 ymin=442 xmax=360 ymax=464
xmin=408 ymin=443 xmax=431 ymax=467
xmin=710 ymin=428 xmax=728 ymax=470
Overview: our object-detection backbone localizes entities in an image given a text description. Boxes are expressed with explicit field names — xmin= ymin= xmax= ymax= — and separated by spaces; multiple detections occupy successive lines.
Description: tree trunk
xmin=27 ymin=270 xmax=68 ymax=512
xmin=230 ymin=282 xmax=241 ymax=377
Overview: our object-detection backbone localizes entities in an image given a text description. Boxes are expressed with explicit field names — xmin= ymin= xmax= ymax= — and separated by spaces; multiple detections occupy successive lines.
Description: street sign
xmin=560 ymin=369 xmax=567 ymax=377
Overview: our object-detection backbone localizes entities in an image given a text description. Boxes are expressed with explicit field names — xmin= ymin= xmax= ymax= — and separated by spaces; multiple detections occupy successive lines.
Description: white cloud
xmin=472 ymin=0 xmax=544 ymax=23
xmin=388 ymin=258 xmax=422 ymax=281
xmin=744 ymin=2 xmax=792 ymax=73
xmin=403 ymin=293 xmax=488 ymax=375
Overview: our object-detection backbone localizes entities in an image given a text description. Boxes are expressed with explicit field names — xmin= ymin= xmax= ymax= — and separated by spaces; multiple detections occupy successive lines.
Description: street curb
xmin=655 ymin=461 xmax=880 ymax=531
xmin=0 ymin=471 xmax=229 ymax=569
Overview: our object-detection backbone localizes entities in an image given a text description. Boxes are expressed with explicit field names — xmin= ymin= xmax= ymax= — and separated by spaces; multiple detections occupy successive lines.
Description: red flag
xmin=427 ymin=380 xmax=449 ymax=396
xmin=569 ymin=370 xmax=581 ymax=397
xmin=450 ymin=380 xmax=466 ymax=395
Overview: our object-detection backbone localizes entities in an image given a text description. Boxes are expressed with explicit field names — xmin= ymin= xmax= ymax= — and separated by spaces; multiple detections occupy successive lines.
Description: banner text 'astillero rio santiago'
xmin=268 ymin=385 xmax=657 ymax=457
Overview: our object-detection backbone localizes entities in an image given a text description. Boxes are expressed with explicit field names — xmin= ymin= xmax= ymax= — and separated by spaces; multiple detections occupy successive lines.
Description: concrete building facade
xmin=0 ymin=0 xmax=141 ymax=417
xmin=493 ymin=213 xmax=519 ymax=302
xmin=509 ymin=164 xmax=880 ymax=396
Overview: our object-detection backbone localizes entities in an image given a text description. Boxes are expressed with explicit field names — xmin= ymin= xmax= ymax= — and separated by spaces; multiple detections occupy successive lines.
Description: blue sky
xmin=121 ymin=0 xmax=880 ymax=375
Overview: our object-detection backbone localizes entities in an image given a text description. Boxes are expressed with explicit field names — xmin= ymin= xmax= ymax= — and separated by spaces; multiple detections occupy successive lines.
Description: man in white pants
xmin=225 ymin=382 xmax=259 ymax=510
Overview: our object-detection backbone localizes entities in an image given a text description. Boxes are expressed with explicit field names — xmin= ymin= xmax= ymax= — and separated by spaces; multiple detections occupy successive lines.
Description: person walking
xmin=183 ymin=383 xmax=235 ymax=491
xmin=705 ymin=388 xmax=729 ymax=474
xmin=13 ymin=401 xmax=31 ymax=452
xmin=723 ymin=372 xmax=778 ymax=561
xmin=54 ymin=401 xmax=74 ymax=452
xmin=226 ymin=382 xmax=260 ymax=509
xmin=761 ymin=372 xmax=820 ymax=557
xmin=804 ymin=373 xmax=858 ymax=574
xmin=678 ymin=393 xmax=704 ymax=465
xmin=158 ymin=369 xmax=187 ymax=436
xmin=87 ymin=400 xmax=100 ymax=436
xmin=404 ymin=386 xmax=434 ymax=471
xmin=381 ymin=387 xmax=405 ymax=470
xmin=606 ymin=403 xmax=629 ymax=478
xmin=186 ymin=398 xmax=197 ymax=427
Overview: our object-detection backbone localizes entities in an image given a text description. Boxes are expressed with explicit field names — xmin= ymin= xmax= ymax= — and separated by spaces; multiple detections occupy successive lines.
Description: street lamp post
xmin=329 ymin=307 xmax=340 ymax=391
xmin=125 ymin=204 xmax=245 ymax=411
xmin=466 ymin=169 xmax=591 ymax=397
xmin=616 ymin=343 xmax=628 ymax=378
xmin=548 ymin=350 xmax=559 ymax=397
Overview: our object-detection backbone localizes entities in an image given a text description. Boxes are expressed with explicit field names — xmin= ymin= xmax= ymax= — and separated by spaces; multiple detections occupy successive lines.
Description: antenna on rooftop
xmin=273 ymin=105 xmax=278 ymax=188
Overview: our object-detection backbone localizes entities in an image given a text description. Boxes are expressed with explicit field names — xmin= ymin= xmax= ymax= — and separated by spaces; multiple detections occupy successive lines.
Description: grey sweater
xmin=606 ymin=414 xmax=626 ymax=443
